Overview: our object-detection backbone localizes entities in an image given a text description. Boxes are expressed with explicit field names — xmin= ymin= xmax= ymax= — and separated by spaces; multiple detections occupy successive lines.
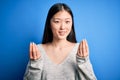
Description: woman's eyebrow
xmin=66 ymin=18 xmax=71 ymax=20
xmin=51 ymin=18 xmax=61 ymax=21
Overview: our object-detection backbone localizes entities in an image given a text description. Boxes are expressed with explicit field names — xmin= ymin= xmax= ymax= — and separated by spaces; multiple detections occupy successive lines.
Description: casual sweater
xmin=24 ymin=43 xmax=97 ymax=80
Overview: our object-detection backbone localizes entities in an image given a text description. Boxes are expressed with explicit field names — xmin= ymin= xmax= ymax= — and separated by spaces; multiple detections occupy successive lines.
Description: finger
xmin=79 ymin=40 xmax=83 ymax=57
xmin=84 ymin=40 xmax=87 ymax=53
xmin=83 ymin=40 xmax=86 ymax=57
xmin=34 ymin=43 xmax=38 ymax=59
xmin=77 ymin=42 xmax=81 ymax=55
xmin=30 ymin=42 xmax=33 ymax=59
xmin=34 ymin=43 xmax=38 ymax=60
xmin=85 ymin=39 xmax=89 ymax=56
xmin=81 ymin=40 xmax=84 ymax=57
xmin=33 ymin=42 xmax=37 ymax=59
xmin=84 ymin=39 xmax=88 ymax=57
xmin=35 ymin=44 xmax=41 ymax=59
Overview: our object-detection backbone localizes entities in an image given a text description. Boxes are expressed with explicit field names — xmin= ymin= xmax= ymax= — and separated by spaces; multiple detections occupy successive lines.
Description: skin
xmin=29 ymin=10 xmax=89 ymax=62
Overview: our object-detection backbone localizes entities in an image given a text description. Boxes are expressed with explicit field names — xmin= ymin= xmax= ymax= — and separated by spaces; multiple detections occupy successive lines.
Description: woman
xmin=24 ymin=3 xmax=97 ymax=80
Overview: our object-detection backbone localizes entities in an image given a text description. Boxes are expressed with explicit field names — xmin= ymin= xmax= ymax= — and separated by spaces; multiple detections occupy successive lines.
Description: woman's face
xmin=50 ymin=10 xmax=72 ymax=40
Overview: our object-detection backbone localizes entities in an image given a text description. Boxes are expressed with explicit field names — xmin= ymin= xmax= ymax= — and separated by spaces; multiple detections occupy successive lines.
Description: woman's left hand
xmin=77 ymin=39 xmax=89 ymax=58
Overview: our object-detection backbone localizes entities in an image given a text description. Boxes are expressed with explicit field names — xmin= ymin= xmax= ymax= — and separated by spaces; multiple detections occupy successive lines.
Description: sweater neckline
xmin=40 ymin=43 xmax=79 ymax=66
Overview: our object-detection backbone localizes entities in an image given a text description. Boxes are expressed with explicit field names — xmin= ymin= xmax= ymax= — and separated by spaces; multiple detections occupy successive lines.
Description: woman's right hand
xmin=29 ymin=42 xmax=41 ymax=60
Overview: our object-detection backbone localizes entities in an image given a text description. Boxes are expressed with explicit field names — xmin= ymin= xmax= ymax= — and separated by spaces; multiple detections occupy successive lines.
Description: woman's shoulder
xmin=37 ymin=43 xmax=49 ymax=47
xmin=70 ymin=42 xmax=79 ymax=47
xmin=37 ymin=43 xmax=50 ymax=51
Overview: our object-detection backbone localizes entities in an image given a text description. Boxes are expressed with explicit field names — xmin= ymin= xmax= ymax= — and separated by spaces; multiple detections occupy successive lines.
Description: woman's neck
xmin=51 ymin=39 xmax=70 ymax=49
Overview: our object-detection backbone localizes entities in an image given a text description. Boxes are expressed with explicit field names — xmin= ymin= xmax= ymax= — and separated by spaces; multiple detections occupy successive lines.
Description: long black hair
xmin=42 ymin=3 xmax=77 ymax=44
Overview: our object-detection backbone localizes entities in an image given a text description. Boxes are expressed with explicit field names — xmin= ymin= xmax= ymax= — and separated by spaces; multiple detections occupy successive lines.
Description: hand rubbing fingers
xmin=85 ymin=40 xmax=87 ymax=53
xmin=85 ymin=39 xmax=89 ymax=57
xmin=86 ymin=40 xmax=89 ymax=53
xmin=80 ymin=48 xmax=83 ymax=57
xmin=77 ymin=42 xmax=80 ymax=56
xmin=85 ymin=40 xmax=88 ymax=57
xmin=34 ymin=43 xmax=40 ymax=60
xmin=81 ymin=40 xmax=83 ymax=57
xmin=35 ymin=43 xmax=38 ymax=59
xmin=78 ymin=41 xmax=82 ymax=57
xmin=35 ymin=44 xmax=40 ymax=59
xmin=83 ymin=40 xmax=86 ymax=56
xmin=78 ymin=43 xmax=81 ymax=55
xmin=34 ymin=44 xmax=38 ymax=59
xmin=33 ymin=43 xmax=36 ymax=59
xmin=30 ymin=43 xmax=33 ymax=59
xmin=84 ymin=40 xmax=86 ymax=53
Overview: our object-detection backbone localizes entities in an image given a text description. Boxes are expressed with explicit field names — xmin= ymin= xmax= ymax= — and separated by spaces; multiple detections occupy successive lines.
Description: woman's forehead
xmin=52 ymin=10 xmax=72 ymax=19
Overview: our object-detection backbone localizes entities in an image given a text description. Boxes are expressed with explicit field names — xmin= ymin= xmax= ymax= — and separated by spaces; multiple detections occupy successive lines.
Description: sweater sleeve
xmin=23 ymin=58 xmax=43 ymax=80
xmin=76 ymin=55 xmax=97 ymax=80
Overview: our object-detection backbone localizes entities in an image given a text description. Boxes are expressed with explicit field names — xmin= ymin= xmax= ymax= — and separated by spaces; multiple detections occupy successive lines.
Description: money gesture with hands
xmin=29 ymin=42 xmax=41 ymax=60
xmin=29 ymin=40 xmax=89 ymax=60
xmin=77 ymin=39 xmax=89 ymax=58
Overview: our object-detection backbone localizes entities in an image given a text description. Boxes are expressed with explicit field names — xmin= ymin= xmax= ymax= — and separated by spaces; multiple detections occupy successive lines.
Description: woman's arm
xmin=24 ymin=59 xmax=43 ymax=80
xmin=24 ymin=43 xmax=42 ymax=80
xmin=76 ymin=40 xmax=97 ymax=80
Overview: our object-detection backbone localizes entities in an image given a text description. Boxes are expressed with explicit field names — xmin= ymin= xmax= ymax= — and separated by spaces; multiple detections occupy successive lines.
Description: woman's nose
xmin=60 ymin=22 xmax=65 ymax=29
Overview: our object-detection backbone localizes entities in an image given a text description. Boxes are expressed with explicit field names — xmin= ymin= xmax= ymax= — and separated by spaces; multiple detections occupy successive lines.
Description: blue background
xmin=0 ymin=0 xmax=120 ymax=80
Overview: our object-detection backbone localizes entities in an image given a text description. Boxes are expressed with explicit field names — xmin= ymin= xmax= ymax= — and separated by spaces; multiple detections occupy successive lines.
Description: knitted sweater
xmin=24 ymin=43 xmax=97 ymax=80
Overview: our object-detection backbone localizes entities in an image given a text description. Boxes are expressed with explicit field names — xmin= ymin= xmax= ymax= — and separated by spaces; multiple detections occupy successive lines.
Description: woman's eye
xmin=66 ymin=21 xmax=70 ymax=24
xmin=54 ymin=21 xmax=59 ymax=23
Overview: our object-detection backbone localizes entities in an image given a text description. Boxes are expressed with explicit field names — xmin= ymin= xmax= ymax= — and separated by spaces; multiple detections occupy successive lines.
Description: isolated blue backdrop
xmin=0 ymin=0 xmax=120 ymax=80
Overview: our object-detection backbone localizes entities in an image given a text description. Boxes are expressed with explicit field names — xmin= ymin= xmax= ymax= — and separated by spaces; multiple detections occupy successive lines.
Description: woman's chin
xmin=57 ymin=35 xmax=67 ymax=40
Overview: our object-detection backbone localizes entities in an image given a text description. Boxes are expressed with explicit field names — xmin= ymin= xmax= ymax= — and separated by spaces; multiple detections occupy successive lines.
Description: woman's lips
xmin=59 ymin=31 xmax=66 ymax=36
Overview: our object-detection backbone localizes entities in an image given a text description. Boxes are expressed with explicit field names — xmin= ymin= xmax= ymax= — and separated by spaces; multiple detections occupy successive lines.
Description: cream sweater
xmin=24 ymin=43 xmax=97 ymax=80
